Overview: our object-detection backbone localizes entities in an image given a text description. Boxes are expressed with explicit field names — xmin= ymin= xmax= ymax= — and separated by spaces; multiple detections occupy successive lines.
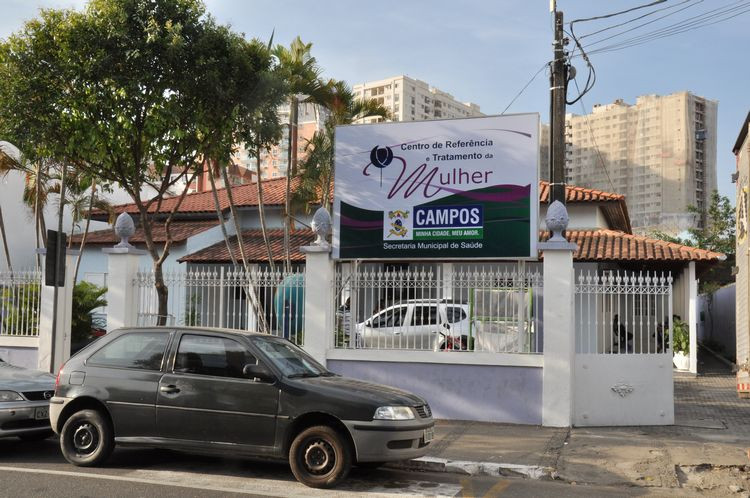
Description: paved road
xmin=0 ymin=437 xmax=683 ymax=497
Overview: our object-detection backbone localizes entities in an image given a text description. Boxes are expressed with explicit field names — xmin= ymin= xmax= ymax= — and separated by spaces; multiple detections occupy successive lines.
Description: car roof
xmin=389 ymin=299 xmax=468 ymax=306
xmin=116 ymin=326 xmax=267 ymax=338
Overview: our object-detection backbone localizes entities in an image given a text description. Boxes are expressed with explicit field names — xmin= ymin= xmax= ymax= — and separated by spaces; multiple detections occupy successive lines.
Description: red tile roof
xmin=94 ymin=177 xmax=296 ymax=218
xmin=178 ymin=228 xmax=723 ymax=264
xmin=539 ymin=181 xmax=632 ymax=233
xmin=101 ymin=179 xmax=628 ymax=216
xmin=69 ymin=220 xmax=218 ymax=245
xmin=539 ymin=181 xmax=625 ymax=203
xmin=542 ymin=229 xmax=725 ymax=262
xmin=178 ymin=229 xmax=315 ymax=264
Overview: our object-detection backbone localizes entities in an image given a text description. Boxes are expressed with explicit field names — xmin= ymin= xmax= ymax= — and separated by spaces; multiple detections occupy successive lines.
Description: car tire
xmin=289 ymin=425 xmax=351 ymax=488
xmin=59 ymin=409 xmax=114 ymax=467
xmin=17 ymin=430 xmax=54 ymax=442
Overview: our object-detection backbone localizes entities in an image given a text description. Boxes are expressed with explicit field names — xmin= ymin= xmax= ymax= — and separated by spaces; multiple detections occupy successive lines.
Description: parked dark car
xmin=50 ymin=327 xmax=434 ymax=488
xmin=0 ymin=358 xmax=55 ymax=440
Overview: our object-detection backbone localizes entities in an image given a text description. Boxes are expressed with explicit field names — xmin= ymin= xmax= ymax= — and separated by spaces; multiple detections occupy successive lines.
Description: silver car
xmin=356 ymin=300 xmax=473 ymax=350
xmin=0 ymin=358 xmax=55 ymax=440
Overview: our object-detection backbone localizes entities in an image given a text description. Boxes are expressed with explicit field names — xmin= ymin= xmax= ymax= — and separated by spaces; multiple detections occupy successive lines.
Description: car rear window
xmin=445 ymin=306 xmax=467 ymax=323
xmin=88 ymin=332 xmax=168 ymax=371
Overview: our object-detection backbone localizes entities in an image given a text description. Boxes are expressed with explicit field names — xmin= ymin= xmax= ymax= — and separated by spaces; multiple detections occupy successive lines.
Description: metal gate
xmin=573 ymin=270 xmax=674 ymax=426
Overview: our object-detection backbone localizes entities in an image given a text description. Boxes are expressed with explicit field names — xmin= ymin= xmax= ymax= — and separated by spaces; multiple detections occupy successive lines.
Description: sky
xmin=1 ymin=0 xmax=747 ymax=202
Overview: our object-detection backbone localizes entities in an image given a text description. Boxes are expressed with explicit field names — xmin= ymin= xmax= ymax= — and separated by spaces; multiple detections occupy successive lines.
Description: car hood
xmin=0 ymin=361 xmax=55 ymax=391
xmin=290 ymin=375 xmax=426 ymax=406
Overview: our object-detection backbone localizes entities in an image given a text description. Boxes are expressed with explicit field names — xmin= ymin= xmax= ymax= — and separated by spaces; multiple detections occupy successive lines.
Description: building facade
xmin=563 ymin=92 xmax=717 ymax=235
xmin=353 ymin=75 xmax=483 ymax=124
xmin=734 ymin=111 xmax=750 ymax=370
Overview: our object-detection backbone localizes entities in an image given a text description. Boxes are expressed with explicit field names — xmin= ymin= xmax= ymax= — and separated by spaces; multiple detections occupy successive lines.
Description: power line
xmin=579 ymin=0 xmax=750 ymax=56
xmin=569 ymin=0 xmax=667 ymax=25
xmin=500 ymin=62 xmax=549 ymax=115
xmin=572 ymin=78 xmax=617 ymax=195
xmin=578 ymin=0 xmax=701 ymax=40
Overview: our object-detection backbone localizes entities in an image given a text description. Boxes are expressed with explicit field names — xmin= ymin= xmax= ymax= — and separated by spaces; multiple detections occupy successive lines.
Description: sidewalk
xmin=397 ymin=349 xmax=750 ymax=494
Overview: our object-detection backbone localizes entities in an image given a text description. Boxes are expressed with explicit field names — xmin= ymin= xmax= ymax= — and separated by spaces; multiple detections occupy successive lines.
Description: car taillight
xmin=55 ymin=363 xmax=65 ymax=390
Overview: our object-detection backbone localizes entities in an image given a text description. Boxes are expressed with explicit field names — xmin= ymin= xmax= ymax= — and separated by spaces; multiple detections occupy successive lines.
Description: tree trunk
xmin=207 ymin=161 xmax=238 ymax=266
xmin=221 ymin=161 xmax=269 ymax=333
xmin=0 ymin=206 xmax=13 ymax=272
xmin=256 ymin=145 xmax=275 ymax=272
xmin=34 ymin=164 xmax=42 ymax=268
xmin=73 ymin=180 xmax=96 ymax=284
xmin=283 ymin=96 xmax=298 ymax=273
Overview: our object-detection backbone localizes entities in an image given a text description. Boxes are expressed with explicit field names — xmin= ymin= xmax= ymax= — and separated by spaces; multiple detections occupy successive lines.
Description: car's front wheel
xmin=59 ymin=409 xmax=114 ymax=467
xmin=289 ymin=425 xmax=351 ymax=488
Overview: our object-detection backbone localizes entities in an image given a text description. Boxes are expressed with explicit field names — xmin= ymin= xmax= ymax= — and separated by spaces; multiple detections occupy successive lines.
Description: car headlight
xmin=373 ymin=406 xmax=415 ymax=420
xmin=0 ymin=391 xmax=23 ymax=402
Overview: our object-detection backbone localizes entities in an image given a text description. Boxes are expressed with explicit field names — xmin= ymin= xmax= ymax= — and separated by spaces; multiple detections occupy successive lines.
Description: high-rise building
xmin=562 ymin=92 xmax=717 ymax=234
xmin=353 ymin=75 xmax=483 ymax=123
xmin=233 ymin=101 xmax=327 ymax=182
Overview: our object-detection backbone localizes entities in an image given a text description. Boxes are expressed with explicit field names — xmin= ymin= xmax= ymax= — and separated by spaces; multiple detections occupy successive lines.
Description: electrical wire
xmin=578 ymin=0 xmax=750 ymax=57
xmin=579 ymin=0 xmax=701 ymax=40
xmin=565 ymin=25 xmax=595 ymax=105
xmin=500 ymin=62 xmax=550 ymax=115
xmin=572 ymin=78 xmax=617 ymax=195
xmin=588 ymin=0 xmax=749 ymax=50
xmin=568 ymin=0 xmax=667 ymax=25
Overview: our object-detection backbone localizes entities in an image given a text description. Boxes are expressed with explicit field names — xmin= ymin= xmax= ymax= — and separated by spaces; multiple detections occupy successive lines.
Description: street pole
xmin=50 ymin=163 xmax=66 ymax=373
xmin=550 ymin=8 xmax=567 ymax=205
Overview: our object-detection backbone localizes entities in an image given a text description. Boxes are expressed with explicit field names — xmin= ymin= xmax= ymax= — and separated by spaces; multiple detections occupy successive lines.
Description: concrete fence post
xmin=103 ymin=246 xmax=147 ymax=332
xmin=540 ymin=201 xmax=578 ymax=427
xmin=37 ymin=249 xmax=77 ymax=373
xmin=301 ymin=245 xmax=334 ymax=365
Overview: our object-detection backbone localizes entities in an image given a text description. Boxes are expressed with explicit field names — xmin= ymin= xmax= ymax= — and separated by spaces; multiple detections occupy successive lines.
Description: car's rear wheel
xmin=17 ymin=430 xmax=54 ymax=442
xmin=60 ymin=409 xmax=114 ymax=467
xmin=289 ymin=425 xmax=351 ymax=488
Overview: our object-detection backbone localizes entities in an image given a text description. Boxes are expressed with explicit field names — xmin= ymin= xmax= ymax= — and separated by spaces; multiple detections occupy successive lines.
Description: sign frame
xmin=332 ymin=113 xmax=540 ymax=261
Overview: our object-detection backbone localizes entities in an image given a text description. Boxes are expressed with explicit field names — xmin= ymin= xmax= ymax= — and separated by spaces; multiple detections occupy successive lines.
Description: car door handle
xmin=160 ymin=385 xmax=180 ymax=394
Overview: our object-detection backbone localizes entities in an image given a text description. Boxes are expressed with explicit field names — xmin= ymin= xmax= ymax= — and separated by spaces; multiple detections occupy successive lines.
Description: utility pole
xmin=549 ymin=4 xmax=567 ymax=205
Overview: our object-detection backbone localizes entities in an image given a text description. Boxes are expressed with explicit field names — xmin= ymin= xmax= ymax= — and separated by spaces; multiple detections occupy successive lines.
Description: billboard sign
xmin=332 ymin=114 xmax=539 ymax=260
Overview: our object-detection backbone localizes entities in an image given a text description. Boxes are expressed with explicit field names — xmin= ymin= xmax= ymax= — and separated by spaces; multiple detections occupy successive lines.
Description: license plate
xmin=423 ymin=427 xmax=435 ymax=443
xmin=34 ymin=407 xmax=49 ymax=420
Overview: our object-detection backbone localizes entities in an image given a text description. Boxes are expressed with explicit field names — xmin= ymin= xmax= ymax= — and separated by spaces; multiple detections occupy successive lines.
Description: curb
xmin=387 ymin=456 xmax=554 ymax=480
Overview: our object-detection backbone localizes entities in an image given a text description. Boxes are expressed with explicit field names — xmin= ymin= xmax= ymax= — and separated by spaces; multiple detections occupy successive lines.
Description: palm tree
xmin=65 ymin=176 xmax=113 ymax=283
xmin=273 ymin=37 xmax=331 ymax=272
xmin=294 ymin=80 xmax=390 ymax=213
xmin=0 ymin=141 xmax=28 ymax=272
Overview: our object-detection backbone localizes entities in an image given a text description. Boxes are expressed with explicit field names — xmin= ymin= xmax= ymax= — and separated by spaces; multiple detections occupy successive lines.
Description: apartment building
xmin=353 ymin=75 xmax=483 ymax=123
xmin=563 ymin=91 xmax=717 ymax=234
xmin=185 ymin=102 xmax=326 ymax=193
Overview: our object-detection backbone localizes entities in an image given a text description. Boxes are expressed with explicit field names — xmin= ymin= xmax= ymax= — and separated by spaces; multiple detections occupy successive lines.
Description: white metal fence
xmin=0 ymin=269 xmax=42 ymax=337
xmin=575 ymin=270 xmax=673 ymax=354
xmin=334 ymin=265 xmax=543 ymax=353
xmin=133 ymin=266 xmax=305 ymax=345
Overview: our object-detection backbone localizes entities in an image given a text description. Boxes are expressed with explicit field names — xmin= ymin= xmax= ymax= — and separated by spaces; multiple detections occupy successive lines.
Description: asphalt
xmin=394 ymin=346 xmax=750 ymax=495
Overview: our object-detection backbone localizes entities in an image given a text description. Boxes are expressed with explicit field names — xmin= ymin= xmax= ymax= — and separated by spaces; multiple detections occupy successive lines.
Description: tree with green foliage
xmin=273 ymin=37 xmax=331 ymax=271
xmin=0 ymin=0 xmax=281 ymax=324
xmin=650 ymin=191 xmax=735 ymax=254
xmin=71 ymin=281 xmax=107 ymax=346
xmin=294 ymin=80 xmax=390 ymax=214
xmin=650 ymin=190 xmax=735 ymax=293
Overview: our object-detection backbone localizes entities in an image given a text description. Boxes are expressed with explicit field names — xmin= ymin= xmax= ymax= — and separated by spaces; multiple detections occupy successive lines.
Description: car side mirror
xmin=243 ymin=363 xmax=274 ymax=382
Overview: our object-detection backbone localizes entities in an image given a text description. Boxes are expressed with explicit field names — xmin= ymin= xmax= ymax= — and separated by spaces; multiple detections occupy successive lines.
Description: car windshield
xmin=251 ymin=336 xmax=331 ymax=378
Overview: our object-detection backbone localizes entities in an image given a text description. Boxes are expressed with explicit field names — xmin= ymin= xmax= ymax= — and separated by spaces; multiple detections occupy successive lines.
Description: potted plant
xmin=672 ymin=318 xmax=690 ymax=370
